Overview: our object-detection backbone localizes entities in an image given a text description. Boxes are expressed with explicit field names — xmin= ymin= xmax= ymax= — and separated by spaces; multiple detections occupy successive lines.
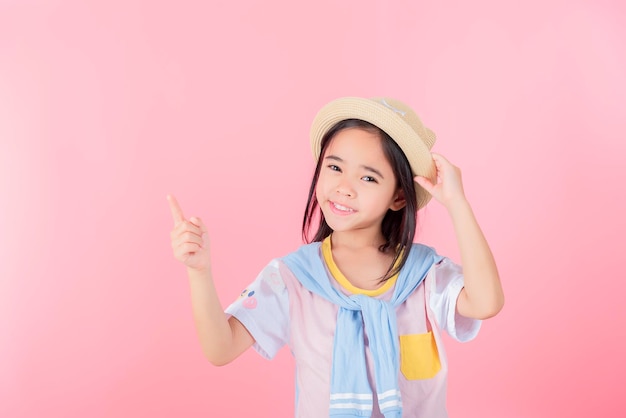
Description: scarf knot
xmin=282 ymin=242 xmax=440 ymax=417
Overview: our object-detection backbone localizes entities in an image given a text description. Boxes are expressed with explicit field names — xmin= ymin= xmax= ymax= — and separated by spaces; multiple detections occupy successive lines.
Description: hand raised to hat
xmin=414 ymin=153 xmax=467 ymax=210
xmin=168 ymin=195 xmax=211 ymax=271
xmin=416 ymin=154 xmax=504 ymax=319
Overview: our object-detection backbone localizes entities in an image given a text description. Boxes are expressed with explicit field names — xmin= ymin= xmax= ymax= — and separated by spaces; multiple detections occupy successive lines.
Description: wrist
xmin=187 ymin=265 xmax=212 ymax=281
xmin=445 ymin=195 xmax=470 ymax=211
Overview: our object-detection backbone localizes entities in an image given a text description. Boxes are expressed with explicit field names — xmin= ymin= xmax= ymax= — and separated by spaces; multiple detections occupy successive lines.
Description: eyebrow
xmin=324 ymin=155 xmax=385 ymax=180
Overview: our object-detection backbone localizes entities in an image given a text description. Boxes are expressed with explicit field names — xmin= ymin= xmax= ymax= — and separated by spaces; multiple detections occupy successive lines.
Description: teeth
xmin=333 ymin=202 xmax=354 ymax=212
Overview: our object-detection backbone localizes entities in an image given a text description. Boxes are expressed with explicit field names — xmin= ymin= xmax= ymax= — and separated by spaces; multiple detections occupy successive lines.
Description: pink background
xmin=2 ymin=0 xmax=625 ymax=417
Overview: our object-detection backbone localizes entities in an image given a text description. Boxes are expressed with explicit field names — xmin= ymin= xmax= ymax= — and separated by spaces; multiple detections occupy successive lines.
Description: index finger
xmin=167 ymin=194 xmax=186 ymax=225
xmin=430 ymin=153 xmax=451 ymax=165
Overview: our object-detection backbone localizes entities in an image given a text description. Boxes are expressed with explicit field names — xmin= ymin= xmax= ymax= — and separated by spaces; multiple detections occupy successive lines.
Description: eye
xmin=327 ymin=164 xmax=341 ymax=172
xmin=362 ymin=176 xmax=378 ymax=183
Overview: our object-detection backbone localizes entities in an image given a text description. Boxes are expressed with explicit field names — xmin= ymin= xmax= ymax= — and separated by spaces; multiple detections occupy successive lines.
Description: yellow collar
xmin=321 ymin=236 xmax=399 ymax=297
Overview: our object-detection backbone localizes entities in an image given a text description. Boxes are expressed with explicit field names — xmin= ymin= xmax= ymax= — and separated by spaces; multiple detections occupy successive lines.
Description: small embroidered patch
xmin=264 ymin=271 xmax=285 ymax=293
xmin=243 ymin=293 xmax=257 ymax=309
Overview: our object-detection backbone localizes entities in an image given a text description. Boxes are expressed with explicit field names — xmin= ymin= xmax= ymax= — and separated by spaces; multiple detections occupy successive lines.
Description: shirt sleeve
xmin=224 ymin=259 xmax=289 ymax=360
xmin=428 ymin=257 xmax=481 ymax=342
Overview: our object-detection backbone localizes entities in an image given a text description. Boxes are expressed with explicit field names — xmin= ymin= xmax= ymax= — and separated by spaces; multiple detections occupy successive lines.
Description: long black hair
xmin=301 ymin=119 xmax=418 ymax=282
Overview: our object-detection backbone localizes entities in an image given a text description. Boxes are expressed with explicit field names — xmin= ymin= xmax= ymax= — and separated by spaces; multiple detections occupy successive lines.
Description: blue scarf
xmin=282 ymin=242 xmax=440 ymax=418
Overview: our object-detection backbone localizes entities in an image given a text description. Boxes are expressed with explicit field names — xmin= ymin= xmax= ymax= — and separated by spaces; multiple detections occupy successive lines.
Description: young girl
xmin=168 ymin=97 xmax=504 ymax=417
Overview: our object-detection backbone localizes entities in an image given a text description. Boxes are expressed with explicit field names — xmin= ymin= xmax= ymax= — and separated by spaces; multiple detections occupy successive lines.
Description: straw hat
xmin=310 ymin=97 xmax=437 ymax=210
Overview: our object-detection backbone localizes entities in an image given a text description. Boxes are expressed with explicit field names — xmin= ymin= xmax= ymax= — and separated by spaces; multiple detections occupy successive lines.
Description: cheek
xmin=315 ymin=173 xmax=327 ymax=197
xmin=315 ymin=184 xmax=324 ymax=205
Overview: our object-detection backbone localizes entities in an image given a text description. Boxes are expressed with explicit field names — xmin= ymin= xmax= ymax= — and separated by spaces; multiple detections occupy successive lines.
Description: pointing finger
xmin=167 ymin=195 xmax=186 ymax=225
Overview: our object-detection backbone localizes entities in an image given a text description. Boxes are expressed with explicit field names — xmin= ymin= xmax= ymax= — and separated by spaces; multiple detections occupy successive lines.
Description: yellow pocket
xmin=399 ymin=331 xmax=441 ymax=380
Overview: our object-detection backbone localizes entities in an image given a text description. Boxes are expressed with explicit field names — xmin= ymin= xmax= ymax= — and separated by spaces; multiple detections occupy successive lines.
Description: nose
xmin=335 ymin=179 xmax=355 ymax=197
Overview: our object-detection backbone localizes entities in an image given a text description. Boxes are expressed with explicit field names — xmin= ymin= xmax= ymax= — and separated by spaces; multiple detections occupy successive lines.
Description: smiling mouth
xmin=330 ymin=201 xmax=356 ymax=213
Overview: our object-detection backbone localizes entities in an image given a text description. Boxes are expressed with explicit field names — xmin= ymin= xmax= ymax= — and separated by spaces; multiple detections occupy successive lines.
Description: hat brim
xmin=310 ymin=97 xmax=436 ymax=210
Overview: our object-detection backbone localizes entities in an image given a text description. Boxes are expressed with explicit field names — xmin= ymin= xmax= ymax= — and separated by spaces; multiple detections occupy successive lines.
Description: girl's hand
xmin=414 ymin=153 xmax=467 ymax=209
xmin=168 ymin=195 xmax=211 ymax=272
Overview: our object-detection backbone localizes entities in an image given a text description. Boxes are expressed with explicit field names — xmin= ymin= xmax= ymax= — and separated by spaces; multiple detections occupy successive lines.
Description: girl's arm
xmin=415 ymin=154 xmax=504 ymax=320
xmin=168 ymin=195 xmax=255 ymax=365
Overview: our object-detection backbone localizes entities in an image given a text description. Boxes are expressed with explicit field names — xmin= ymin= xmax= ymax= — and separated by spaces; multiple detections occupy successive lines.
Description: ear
xmin=389 ymin=188 xmax=407 ymax=211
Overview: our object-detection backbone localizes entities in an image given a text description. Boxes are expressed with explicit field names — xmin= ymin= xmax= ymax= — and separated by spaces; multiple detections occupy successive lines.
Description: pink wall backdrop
xmin=2 ymin=0 xmax=625 ymax=417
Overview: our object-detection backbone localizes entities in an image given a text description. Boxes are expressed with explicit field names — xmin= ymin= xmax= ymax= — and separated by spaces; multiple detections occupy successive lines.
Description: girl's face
xmin=315 ymin=128 xmax=406 ymax=239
